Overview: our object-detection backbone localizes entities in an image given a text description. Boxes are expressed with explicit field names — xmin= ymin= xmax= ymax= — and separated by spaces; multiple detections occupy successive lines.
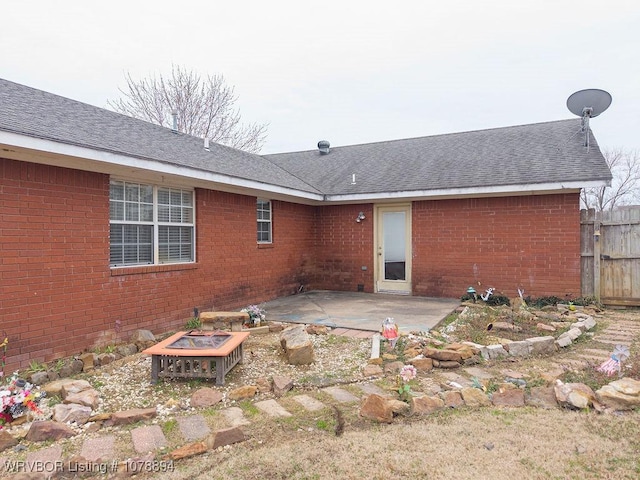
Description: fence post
xmin=593 ymin=210 xmax=601 ymax=302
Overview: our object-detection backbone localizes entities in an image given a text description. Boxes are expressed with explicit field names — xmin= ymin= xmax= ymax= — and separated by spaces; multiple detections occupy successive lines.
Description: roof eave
xmin=0 ymin=130 xmax=325 ymax=203
xmin=0 ymin=130 xmax=610 ymax=206
xmin=322 ymin=180 xmax=610 ymax=204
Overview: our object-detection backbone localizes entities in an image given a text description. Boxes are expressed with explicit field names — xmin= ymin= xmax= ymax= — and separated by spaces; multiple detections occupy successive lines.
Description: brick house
xmin=0 ymin=79 xmax=611 ymax=371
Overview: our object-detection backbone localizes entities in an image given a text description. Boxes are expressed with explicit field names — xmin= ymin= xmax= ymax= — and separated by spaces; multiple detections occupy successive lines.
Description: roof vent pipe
xmin=204 ymin=138 xmax=210 ymax=151
xmin=318 ymin=140 xmax=330 ymax=154
xmin=171 ymin=110 xmax=178 ymax=133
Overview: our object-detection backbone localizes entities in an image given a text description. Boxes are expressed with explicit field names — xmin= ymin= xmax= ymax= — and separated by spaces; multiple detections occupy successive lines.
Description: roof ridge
xmin=264 ymin=118 xmax=580 ymax=156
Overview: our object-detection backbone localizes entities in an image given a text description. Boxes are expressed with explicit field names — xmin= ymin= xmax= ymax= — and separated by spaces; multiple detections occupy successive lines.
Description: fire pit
xmin=143 ymin=330 xmax=249 ymax=385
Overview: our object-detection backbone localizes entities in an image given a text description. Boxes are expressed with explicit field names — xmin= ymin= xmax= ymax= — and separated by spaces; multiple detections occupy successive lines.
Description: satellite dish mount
xmin=566 ymin=89 xmax=612 ymax=150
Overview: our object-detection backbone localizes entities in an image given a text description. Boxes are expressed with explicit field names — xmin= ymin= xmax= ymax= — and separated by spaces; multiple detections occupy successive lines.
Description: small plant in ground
xmin=53 ymin=359 xmax=65 ymax=372
xmin=91 ymin=379 xmax=105 ymax=389
xmin=187 ymin=379 xmax=203 ymax=389
xmin=201 ymin=407 xmax=218 ymax=418
xmin=162 ymin=418 xmax=178 ymax=436
xmin=239 ymin=400 xmax=259 ymax=416
xmin=391 ymin=336 xmax=409 ymax=360
xmin=524 ymin=375 xmax=548 ymax=392
xmin=482 ymin=379 xmax=501 ymax=394
xmin=185 ymin=317 xmax=202 ymax=330
xmin=27 ymin=360 xmax=46 ymax=374
xmin=315 ymin=419 xmax=330 ymax=430
xmin=46 ymin=395 xmax=62 ymax=408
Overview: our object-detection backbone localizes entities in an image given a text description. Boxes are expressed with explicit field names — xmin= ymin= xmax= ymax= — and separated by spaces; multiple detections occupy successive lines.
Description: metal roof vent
xmin=318 ymin=140 xmax=330 ymax=154
xmin=171 ymin=110 xmax=178 ymax=133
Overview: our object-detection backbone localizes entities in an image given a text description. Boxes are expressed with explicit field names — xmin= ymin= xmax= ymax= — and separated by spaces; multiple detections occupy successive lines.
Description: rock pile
xmin=29 ymin=329 xmax=155 ymax=386
xmin=359 ymin=376 xmax=640 ymax=423
xmin=444 ymin=304 xmax=600 ymax=361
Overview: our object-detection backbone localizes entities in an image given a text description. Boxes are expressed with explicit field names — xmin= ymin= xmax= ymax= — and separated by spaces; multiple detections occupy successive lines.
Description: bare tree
xmin=108 ymin=65 xmax=268 ymax=153
xmin=581 ymin=148 xmax=640 ymax=211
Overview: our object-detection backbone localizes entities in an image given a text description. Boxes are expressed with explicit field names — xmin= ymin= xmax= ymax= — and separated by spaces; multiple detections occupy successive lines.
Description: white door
xmin=375 ymin=204 xmax=412 ymax=294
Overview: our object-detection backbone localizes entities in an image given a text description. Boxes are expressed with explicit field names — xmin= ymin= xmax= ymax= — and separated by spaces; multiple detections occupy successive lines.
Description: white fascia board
xmin=1 ymin=131 xmax=610 ymax=205
xmin=0 ymin=131 xmax=324 ymax=202
xmin=323 ymin=180 xmax=610 ymax=203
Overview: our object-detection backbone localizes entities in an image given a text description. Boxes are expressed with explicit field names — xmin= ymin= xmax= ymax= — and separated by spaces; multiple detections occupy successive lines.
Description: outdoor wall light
xmin=356 ymin=212 xmax=366 ymax=223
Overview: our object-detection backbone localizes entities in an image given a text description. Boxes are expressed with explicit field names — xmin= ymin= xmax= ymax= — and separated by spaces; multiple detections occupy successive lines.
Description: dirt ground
xmin=155 ymin=307 xmax=640 ymax=480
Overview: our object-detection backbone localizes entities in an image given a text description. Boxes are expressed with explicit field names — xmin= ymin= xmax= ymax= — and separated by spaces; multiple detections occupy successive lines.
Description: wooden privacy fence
xmin=581 ymin=207 xmax=640 ymax=306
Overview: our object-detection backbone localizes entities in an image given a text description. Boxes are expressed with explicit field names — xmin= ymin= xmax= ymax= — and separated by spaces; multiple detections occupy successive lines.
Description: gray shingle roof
xmin=264 ymin=120 xmax=612 ymax=195
xmin=0 ymin=78 xmax=611 ymax=199
xmin=0 ymin=78 xmax=321 ymax=194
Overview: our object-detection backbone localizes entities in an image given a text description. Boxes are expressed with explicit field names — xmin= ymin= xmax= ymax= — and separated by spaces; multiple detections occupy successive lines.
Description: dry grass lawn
xmin=161 ymin=405 xmax=640 ymax=480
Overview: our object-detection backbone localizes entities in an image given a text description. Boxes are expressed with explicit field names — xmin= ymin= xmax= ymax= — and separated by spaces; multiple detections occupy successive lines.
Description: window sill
xmin=257 ymin=243 xmax=274 ymax=249
xmin=110 ymin=263 xmax=198 ymax=276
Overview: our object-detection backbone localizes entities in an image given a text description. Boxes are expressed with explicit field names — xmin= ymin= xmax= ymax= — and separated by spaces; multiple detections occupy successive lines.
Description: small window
xmin=257 ymin=199 xmax=272 ymax=243
xmin=109 ymin=180 xmax=195 ymax=267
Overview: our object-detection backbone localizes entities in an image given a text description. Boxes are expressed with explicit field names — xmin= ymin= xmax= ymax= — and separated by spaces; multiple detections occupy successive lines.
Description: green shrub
xmin=185 ymin=317 xmax=202 ymax=330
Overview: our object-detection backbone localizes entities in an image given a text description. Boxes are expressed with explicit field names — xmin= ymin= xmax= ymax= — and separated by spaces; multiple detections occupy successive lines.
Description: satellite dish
xmin=566 ymin=89 xmax=612 ymax=149
xmin=567 ymin=89 xmax=612 ymax=118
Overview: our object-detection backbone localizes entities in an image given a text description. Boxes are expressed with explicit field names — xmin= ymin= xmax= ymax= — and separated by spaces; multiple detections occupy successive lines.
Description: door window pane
xmin=383 ymin=212 xmax=406 ymax=281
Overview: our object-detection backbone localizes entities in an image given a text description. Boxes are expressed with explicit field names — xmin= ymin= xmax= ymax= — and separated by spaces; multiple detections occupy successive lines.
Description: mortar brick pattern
xmin=1 ymin=158 xmax=582 ymax=372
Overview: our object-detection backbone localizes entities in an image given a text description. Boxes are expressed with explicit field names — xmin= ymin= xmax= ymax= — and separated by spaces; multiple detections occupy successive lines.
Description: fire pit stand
xmin=143 ymin=331 xmax=249 ymax=386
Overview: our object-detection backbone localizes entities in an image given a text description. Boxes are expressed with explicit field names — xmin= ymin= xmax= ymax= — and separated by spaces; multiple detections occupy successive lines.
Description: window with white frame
xmin=109 ymin=180 xmax=195 ymax=266
xmin=257 ymin=199 xmax=272 ymax=243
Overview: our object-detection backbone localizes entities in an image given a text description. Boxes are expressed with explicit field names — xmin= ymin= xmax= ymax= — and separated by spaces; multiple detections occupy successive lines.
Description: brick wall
xmin=0 ymin=159 xmax=315 ymax=372
xmin=412 ymin=194 xmax=581 ymax=299
xmin=1 ymin=159 xmax=112 ymax=371
xmin=0 ymin=157 xmax=582 ymax=372
xmin=313 ymin=204 xmax=374 ymax=292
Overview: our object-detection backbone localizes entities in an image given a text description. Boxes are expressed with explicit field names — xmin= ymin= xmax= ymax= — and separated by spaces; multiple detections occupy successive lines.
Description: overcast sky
xmin=3 ymin=1 xmax=639 ymax=154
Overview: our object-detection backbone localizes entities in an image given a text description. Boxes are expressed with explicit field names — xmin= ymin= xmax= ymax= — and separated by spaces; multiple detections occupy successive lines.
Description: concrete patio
xmin=261 ymin=290 xmax=460 ymax=333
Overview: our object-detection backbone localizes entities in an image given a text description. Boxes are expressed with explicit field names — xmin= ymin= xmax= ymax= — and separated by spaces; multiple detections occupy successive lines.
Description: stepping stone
xmin=581 ymin=348 xmax=614 ymax=356
xmin=292 ymin=394 xmax=326 ymax=412
xmin=439 ymin=372 xmax=473 ymax=387
xmin=575 ymin=354 xmax=610 ymax=363
xmin=356 ymin=383 xmax=388 ymax=396
xmin=221 ymin=407 xmax=250 ymax=426
xmin=26 ymin=445 xmax=62 ymax=473
xmin=322 ymin=386 xmax=359 ymax=403
xmin=331 ymin=328 xmax=349 ymax=336
xmin=80 ymin=435 xmax=115 ymax=462
xmin=131 ymin=425 xmax=168 ymax=454
xmin=177 ymin=414 xmax=211 ymax=441
xmin=574 ymin=349 xmax=611 ymax=361
xmin=596 ymin=339 xmax=632 ymax=346
xmin=602 ymin=336 xmax=639 ymax=342
xmin=464 ymin=367 xmax=495 ymax=380
xmin=255 ymin=399 xmax=293 ymax=417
